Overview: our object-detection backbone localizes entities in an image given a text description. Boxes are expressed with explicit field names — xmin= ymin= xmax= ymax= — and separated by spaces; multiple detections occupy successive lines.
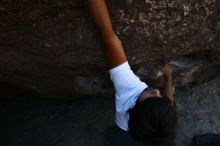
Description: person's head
xmin=128 ymin=87 xmax=177 ymax=146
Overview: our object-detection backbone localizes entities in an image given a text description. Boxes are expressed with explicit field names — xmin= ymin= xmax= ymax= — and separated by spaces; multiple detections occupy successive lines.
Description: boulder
xmin=0 ymin=0 xmax=219 ymax=98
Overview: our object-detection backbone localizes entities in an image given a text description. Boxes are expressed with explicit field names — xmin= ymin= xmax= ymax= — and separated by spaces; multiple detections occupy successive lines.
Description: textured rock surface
xmin=0 ymin=0 xmax=220 ymax=98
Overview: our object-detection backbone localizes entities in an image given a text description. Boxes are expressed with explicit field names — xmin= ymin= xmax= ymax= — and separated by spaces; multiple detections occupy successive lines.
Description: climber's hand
xmin=158 ymin=64 xmax=172 ymax=77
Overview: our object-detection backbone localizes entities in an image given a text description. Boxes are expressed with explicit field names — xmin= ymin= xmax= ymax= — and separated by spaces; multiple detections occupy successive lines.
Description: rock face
xmin=0 ymin=0 xmax=219 ymax=98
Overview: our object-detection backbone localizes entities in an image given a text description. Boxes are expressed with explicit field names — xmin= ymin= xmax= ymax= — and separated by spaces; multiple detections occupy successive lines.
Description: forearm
xmin=163 ymin=74 xmax=174 ymax=103
xmin=85 ymin=0 xmax=114 ymax=39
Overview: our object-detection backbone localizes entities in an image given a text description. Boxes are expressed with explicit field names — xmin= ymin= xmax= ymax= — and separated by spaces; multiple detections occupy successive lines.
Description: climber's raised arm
xmin=85 ymin=0 xmax=127 ymax=69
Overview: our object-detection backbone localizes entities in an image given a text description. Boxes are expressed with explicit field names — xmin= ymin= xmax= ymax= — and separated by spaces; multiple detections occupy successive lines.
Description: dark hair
xmin=128 ymin=97 xmax=177 ymax=146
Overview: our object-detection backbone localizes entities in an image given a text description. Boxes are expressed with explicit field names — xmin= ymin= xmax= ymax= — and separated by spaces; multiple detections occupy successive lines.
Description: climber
xmin=85 ymin=0 xmax=177 ymax=146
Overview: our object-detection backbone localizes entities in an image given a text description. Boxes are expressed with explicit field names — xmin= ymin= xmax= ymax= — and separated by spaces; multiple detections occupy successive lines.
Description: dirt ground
xmin=0 ymin=76 xmax=220 ymax=146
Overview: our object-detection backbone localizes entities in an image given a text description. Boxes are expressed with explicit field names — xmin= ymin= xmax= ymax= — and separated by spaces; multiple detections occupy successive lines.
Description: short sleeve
xmin=109 ymin=61 xmax=148 ymax=131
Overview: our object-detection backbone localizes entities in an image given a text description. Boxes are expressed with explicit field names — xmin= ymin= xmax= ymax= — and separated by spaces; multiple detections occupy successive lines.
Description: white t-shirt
xmin=109 ymin=61 xmax=148 ymax=131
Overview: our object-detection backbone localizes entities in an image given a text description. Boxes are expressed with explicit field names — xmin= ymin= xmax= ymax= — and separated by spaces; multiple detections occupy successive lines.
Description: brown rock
xmin=0 ymin=0 xmax=219 ymax=98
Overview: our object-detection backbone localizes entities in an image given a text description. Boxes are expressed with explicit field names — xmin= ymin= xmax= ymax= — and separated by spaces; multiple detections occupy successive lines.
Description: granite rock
xmin=0 ymin=0 xmax=219 ymax=98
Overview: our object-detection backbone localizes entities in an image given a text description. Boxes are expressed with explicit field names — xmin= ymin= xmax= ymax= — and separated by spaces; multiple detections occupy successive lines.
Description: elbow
xmin=102 ymin=31 xmax=121 ymax=44
xmin=102 ymin=30 xmax=118 ymax=39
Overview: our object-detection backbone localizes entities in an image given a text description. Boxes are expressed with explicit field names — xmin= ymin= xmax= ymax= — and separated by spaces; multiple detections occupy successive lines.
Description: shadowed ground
xmin=0 ymin=76 xmax=220 ymax=146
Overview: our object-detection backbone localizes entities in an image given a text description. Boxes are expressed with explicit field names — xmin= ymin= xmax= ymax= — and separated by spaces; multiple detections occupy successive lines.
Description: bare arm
xmin=85 ymin=0 xmax=127 ymax=69
xmin=159 ymin=64 xmax=174 ymax=103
